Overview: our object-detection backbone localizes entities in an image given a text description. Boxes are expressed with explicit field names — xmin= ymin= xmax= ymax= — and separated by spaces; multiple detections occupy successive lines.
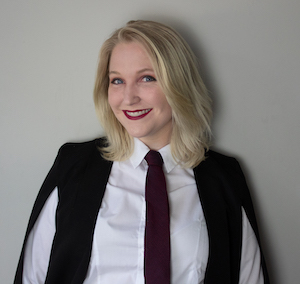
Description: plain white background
xmin=1 ymin=1 xmax=299 ymax=283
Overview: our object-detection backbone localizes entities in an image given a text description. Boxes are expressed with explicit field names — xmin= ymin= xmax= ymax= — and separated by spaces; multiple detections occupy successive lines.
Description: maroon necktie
xmin=144 ymin=150 xmax=170 ymax=284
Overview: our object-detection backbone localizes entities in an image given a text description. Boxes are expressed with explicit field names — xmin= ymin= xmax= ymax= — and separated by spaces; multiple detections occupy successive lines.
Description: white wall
xmin=1 ymin=1 xmax=299 ymax=283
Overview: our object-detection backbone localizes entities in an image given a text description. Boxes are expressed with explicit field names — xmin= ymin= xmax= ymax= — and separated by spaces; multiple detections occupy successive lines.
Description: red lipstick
xmin=123 ymin=109 xmax=152 ymax=120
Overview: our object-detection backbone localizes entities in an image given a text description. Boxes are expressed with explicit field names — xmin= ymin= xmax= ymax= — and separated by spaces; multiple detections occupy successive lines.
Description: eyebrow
xmin=108 ymin=68 xmax=155 ymax=76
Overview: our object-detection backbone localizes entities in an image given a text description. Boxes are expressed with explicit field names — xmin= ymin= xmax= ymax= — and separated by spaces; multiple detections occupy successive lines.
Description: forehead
xmin=109 ymin=41 xmax=154 ymax=71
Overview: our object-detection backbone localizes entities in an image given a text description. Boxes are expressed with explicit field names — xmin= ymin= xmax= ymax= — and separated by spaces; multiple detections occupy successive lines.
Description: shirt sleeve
xmin=22 ymin=187 xmax=58 ymax=284
xmin=239 ymin=208 xmax=264 ymax=284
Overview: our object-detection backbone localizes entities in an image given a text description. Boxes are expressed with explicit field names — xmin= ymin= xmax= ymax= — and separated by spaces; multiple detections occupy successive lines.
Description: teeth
xmin=126 ymin=109 xmax=151 ymax=117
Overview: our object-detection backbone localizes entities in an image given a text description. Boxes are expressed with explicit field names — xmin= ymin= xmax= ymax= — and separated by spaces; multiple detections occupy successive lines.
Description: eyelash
xmin=141 ymin=75 xmax=156 ymax=82
xmin=110 ymin=75 xmax=156 ymax=85
xmin=111 ymin=78 xmax=123 ymax=85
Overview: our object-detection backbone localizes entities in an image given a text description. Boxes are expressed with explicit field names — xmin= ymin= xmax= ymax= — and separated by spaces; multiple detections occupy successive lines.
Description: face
xmin=108 ymin=41 xmax=173 ymax=150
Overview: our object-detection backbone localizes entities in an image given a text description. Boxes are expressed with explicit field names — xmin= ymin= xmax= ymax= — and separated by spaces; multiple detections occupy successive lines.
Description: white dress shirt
xmin=23 ymin=138 xmax=263 ymax=283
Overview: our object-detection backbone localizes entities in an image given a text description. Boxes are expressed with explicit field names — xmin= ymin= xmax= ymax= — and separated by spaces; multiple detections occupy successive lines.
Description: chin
xmin=125 ymin=127 xmax=149 ymax=139
xmin=127 ymin=133 xmax=147 ymax=140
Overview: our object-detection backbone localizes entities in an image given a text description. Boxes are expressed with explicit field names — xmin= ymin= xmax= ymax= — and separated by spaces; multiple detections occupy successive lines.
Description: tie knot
xmin=145 ymin=150 xmax=163 ymax=167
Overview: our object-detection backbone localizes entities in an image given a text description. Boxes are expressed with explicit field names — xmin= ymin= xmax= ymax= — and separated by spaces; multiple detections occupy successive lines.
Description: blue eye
xmin=111 ymin=78 xmax=123 ymax=85
xmin=142 ymin=76 xmax=156 ymax=82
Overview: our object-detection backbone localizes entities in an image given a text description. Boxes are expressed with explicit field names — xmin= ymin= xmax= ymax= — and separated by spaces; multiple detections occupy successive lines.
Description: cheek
xmin=157 ymin=92 xmax=172 ymax=112
xmin=108 ymin=90 xmax=118 ymax=111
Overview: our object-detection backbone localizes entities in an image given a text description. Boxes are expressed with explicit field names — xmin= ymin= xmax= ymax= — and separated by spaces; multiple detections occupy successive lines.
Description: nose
xmin=123 ymin=83 xmax=141 ymax=105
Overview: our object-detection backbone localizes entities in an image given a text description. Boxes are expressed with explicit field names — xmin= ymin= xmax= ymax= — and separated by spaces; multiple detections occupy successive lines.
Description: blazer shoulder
xmin=57 ymin=137 xmax=106 ymax=159
xmin=54 ymin=137 xmax=109 ymax=173
xmin=203 ymin=149 xmax=242 ymax=176
xmin=206 ymin=149 xmax=236 ymax=163
xmin=59 ymin=137 xmax=106 ymax=154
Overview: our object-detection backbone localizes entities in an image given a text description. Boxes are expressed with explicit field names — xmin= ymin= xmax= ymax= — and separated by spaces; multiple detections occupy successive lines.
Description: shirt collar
xmin=130 ymin=138 xmax=151 ymax=169
xmin=158 ymin=144 xmax=177 ymax=173
xmin=130 ymin=138 xmax=178 ymax=173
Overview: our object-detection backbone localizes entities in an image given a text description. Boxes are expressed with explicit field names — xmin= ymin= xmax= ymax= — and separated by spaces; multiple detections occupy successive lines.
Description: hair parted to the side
xmin=94 ymin=20 xmax=212 ymax=168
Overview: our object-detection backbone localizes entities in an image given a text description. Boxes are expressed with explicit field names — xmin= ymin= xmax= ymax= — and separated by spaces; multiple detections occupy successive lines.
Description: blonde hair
xmin=94 ymin=20 xmax=212 ymax=168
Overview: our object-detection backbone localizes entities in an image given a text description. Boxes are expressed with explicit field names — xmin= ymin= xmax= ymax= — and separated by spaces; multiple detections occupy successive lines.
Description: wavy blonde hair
xmin=94 ymin=20 xmax=212 ymax=168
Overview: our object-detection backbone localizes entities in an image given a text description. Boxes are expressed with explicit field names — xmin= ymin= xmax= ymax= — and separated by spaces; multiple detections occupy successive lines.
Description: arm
xmin=239 ymin=208 xmax=264 ymax=284
xmin=22 ymin=188 xmax=58 ymax=284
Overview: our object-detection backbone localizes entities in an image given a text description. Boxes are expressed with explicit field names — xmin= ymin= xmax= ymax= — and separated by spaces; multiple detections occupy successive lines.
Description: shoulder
xmin=198 ymin=149 xmax=243 ymax=178
xmin=57 ymin=137 xmax=107 ymax=161
xmin=205 ymin=149 xmax=237 ymax=164
xmin=58 ymin=137 xmax=107 ymax=155
xmin=194 ymin=149 xmax=249 ymax=203
xmin=54 ymin=137 xmax=110 ymax=175
xmin=196 ymin=149 xmax=255 ymax=213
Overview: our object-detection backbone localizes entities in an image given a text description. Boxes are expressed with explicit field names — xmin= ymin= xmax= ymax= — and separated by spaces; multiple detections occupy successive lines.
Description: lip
xmin=123 ymin=109 xmax=152 ymax=120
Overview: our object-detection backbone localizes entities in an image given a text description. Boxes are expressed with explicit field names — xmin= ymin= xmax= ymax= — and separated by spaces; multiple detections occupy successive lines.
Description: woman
xmin=15 ymin=20 xmax=269 ymax=283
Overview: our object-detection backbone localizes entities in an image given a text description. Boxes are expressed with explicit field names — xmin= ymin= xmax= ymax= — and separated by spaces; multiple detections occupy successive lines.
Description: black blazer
xmin=14 ymin=138 xmax=269 ymax=284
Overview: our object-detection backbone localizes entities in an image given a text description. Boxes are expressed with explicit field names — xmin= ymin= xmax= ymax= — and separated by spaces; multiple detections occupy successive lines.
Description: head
xmin=94 ymin=20 xmax=212 ymax=167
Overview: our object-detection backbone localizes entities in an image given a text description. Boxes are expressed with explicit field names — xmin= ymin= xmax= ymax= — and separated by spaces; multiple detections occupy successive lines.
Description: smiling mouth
xmin=123 ymin=109 xmax=152 ymax=120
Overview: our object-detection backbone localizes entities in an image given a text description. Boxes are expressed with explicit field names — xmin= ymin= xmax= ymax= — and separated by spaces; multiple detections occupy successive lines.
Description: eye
xmin=111 ymin=78 xmax=124 ymax=85
xmin=141 ymin=76 xmax=156 ymax=82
